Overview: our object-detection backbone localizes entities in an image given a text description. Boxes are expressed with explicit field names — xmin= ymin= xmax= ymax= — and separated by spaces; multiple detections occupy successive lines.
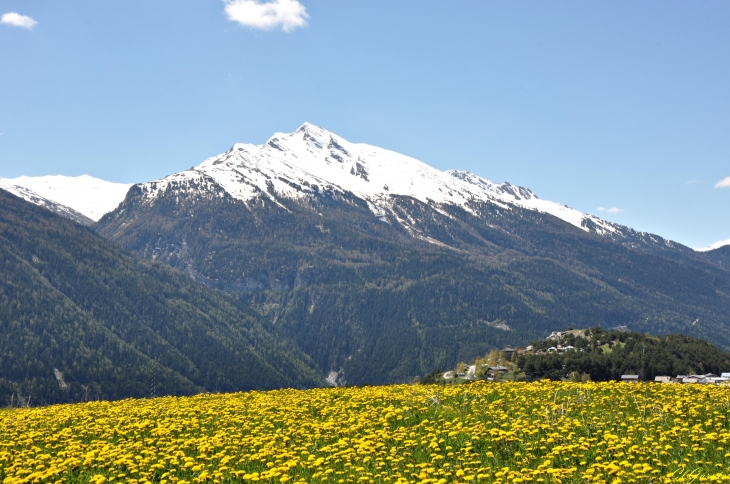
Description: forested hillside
xmin=97 ymin=182 xmax=730 ymax=386
xmin=0 ymin=189 xmax=324 ymax=406
xmin=703 ymin=245 xmax=730 ymax=269
xmin=517 ymin=328 xmax=730 ymax=381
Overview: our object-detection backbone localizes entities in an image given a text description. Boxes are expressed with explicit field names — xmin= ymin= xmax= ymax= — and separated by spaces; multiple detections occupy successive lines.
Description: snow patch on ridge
xmin=447 ymin=170 xmax=619 ymax=235
xmin=695 ymin=239 xmax=730 ymax=252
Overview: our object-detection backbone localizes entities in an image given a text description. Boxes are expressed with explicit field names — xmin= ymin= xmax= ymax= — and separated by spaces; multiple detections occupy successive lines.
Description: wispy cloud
xmin=1 ymin=12 xmax=37 ymax=29
xmin=715 ymin=177 xmax=730 ymax=188
xmin=686 ymin=178 xmax=700 ymax=185
xmin=597 ymin=207 xmax=622 ymax=213
xmin=224 ymin=0 xmax=308 ymax=32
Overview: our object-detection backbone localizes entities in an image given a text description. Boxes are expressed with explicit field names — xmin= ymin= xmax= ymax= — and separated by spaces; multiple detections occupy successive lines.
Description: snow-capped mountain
xmin=0 ymin=175 xmax=132 ymax=222
xmin=138 ymin=122 xmax=624 ymax=238
xmin=695 ymin=239 xmax=730 ymax=252
xmin=97 ymin=123 xmax=730 ymax=386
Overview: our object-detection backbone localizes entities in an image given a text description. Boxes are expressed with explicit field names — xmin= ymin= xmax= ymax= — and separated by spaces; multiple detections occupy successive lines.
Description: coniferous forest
xmin=0 ymin=189 xmax=324 ymax=406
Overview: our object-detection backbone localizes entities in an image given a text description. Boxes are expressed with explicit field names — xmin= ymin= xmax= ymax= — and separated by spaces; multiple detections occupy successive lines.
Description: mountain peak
xmin=295 ymin=121 xmax=324 ymax=134
xmin=261 ymin=122 xmax=335 ymax=154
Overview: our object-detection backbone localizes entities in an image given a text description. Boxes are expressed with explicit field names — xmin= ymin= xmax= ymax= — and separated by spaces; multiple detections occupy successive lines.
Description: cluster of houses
xmin=530 ymin=333 xmax=579 ymax=354
xmin=622 ymin=373 xmax=730 ymax=384
xmin=443 ymin=346 xmax=520 ymax=381
xmin=545 ymin=345 xmax=575 ymax=353
xmin=441 ymin=339 xmax=730 ymax=385
xmin=443 ymin=364 xmax=509 ymax=381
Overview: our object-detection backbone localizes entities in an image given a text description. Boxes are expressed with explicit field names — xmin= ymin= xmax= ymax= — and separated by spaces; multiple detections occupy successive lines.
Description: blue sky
xmin=1 ymin=1 xmax=728 ymax=248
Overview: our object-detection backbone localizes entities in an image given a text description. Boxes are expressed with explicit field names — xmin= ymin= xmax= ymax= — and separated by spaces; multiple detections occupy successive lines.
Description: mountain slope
xmin=0 ymin=188 xmax=324 ymax=406
xmin=0 ymin=175 xmax=131 ymax=222
xmin=97 ymin=125 xmax=730 ymax=386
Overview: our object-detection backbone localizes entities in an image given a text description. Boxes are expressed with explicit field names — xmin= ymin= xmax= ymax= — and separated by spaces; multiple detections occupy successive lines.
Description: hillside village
xmin=431 ymin=327 xmax=730 ymax=385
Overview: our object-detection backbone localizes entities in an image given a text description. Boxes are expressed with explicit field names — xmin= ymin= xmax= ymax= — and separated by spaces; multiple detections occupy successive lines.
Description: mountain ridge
xmin=6 ymin=124 xmax=723 ymax=259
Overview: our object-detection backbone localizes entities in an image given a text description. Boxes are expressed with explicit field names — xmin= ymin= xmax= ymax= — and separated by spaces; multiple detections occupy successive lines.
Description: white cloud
xmin=224 ymin=0 xmax=308 ymax=32
xmin=1 ymin=12 xmax=38 ymax=29
xmin=715 ymin=177 xmax=730 ymax=188
xmin=597 ymin=207 xmax=622 ymax=213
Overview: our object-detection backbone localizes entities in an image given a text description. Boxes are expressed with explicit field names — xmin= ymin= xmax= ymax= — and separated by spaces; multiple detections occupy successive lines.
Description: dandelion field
xmin=3 ymin=382 xmax=730 ymax=484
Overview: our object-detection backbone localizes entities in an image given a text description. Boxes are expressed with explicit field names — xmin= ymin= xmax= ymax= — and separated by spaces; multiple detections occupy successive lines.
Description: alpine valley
xmin=4 ymin=123 xmax=730 ymax=388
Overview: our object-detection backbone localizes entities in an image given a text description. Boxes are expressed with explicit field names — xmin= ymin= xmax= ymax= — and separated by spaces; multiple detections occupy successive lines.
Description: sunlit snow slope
xmin=0 ymin=183 xmax=94 ymax=226
xmin=140 ymin=123 xmax=621 ymax=236
xmin=0 ymin=175 xmax=132 ymax=222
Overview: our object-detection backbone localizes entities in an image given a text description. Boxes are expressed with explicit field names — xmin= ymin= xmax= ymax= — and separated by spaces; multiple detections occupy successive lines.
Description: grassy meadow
xmin=2 ymin=381 xmax=730 ymax=483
